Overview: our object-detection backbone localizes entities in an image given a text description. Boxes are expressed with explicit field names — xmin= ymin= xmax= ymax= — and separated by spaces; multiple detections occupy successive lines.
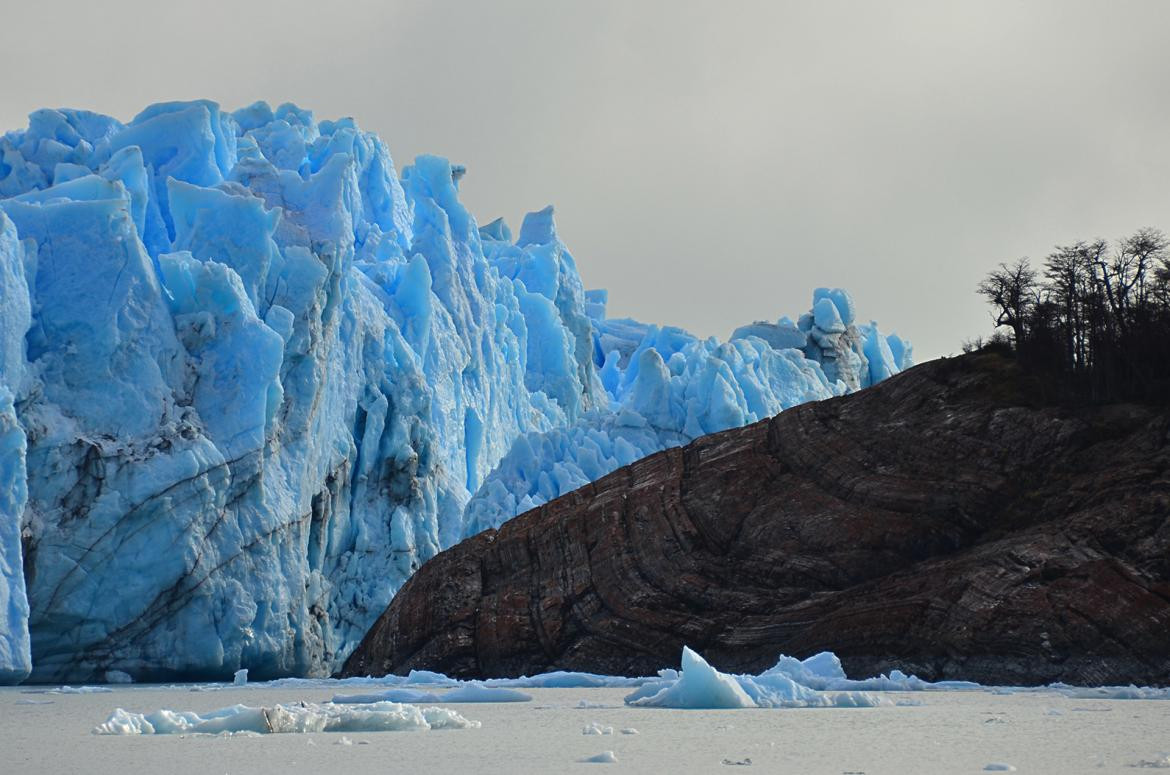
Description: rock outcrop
xmin=344 ymin=353 xmax=1170 ymax=685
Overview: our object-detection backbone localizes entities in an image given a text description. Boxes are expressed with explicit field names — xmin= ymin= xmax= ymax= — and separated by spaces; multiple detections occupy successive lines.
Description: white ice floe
xmin=582 ymin=722 xmax=613 ymax=735
xmin=485 ymin=671 xmax=647 ymax=689
xmin=580 ymin=751 xmax=618 ymax=763
xmin=441 ymin=684 xmax=532 ymax=703
xmin=983 ymin=764 xmax=1016 ymax=771
xmin=1046 ymin=684 xmax=1170 ymax=700
xmin=402 ymin=670 xmax=462 ymax=687
xmin=576 ymin=699 xmax=617 ymax=709
xmin=92 ymin=701 xmax=480 ymax=735
xmin=253 ymin=671 xmax=649 ymax=696
xmin=761 ymin=651 xmax=980 ymax=693
xmin=333 ymin=683 xmax=531 ymax=704
xmin=1131 ymin=754 xmax=1170 ymax=769
xmin=333 ymin=688 xmax=442 ymax=705
xmin=41 ymin=686 xmax=112 ymax=695
xmin=116 ymin=645 xmax=1170 ymax=712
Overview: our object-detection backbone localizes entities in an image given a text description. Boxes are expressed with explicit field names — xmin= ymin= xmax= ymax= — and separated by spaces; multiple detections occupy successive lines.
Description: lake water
xmin=3 ymin=683 xmax=1168 ymax=773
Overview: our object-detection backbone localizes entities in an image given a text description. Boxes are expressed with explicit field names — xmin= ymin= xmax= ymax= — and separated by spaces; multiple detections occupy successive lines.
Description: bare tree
xmin=977 ymin=258 xmax=1037 ymax=346
xmin=1092 ymin=228 xmax=1167 ymax=332
xmin=1121 ymin=227 xmax=1167 ymax=310
xmin=977 ymin=228 xmax=1170 ymax=403
xmin=1045 ymin=240 xmax=1104 ymax=371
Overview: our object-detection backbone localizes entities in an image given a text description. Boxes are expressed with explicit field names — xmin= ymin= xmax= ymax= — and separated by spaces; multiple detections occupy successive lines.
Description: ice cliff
xmin=0 ymin=100 xmax=911 ymax=683
xmin=463 ymin=289 xmax=909 ymax=536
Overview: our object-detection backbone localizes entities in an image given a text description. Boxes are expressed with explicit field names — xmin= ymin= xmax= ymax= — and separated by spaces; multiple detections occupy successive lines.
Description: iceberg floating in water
xmin=332 ymin=683 xmax=531 ymax=704
xmin=92 ymin=700 xmax=480 ymax=735
xmin=1018 ymin=683 xmax=1170 ymax=701
xmin=484 ymin=671 xmax=647 ymax=689
xmin=625 ymin=647 xmax=886 ymax=709
xmin=332 ymin=687 xmax=444 ymax=705
xmin=759 ymin=651 xmax=981 ymax=693
xmin=581 ymin=722 xmax=614 ymax=735
xmin=626 ymin=647 xmax=759 ymax=709
xmin=0 ymin=100 xmax=911 ymax=683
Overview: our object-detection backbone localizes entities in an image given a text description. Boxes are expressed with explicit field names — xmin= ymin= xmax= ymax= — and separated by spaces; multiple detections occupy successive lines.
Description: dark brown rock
xmin=342 ymin=353 xmax=1170 ymax=685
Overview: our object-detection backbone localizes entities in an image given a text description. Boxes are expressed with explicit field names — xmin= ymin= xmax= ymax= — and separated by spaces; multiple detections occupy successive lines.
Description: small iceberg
xmin=582 ymin=722 xmax=614 ymax=735
xmin=332 ymin=683 xmax=530 ymax=704
xmin=627 ymin=647 xmax=758 ymax=709
xmin=625 ymin=647 xmax=885 ymax=709
xmin=93 ymin=701 xmax=480 ymax=735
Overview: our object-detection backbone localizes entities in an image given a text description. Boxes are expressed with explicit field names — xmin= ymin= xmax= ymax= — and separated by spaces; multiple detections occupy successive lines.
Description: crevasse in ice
xmin=0 ymin=101 xmax=911 ymax=683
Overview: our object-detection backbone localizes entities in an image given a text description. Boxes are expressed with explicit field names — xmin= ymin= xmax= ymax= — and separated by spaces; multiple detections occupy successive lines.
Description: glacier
xmin=0 ymin=100 xmax=911 ymax=684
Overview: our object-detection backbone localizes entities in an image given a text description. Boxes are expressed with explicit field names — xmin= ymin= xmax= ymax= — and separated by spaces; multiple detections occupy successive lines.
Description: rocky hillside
xmin=344 ymin=353 xmax=1170 ymax=686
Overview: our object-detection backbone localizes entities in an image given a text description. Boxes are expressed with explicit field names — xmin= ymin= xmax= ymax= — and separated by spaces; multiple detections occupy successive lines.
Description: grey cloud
xmin=4 ymin=0 xmax=1169 ymax=359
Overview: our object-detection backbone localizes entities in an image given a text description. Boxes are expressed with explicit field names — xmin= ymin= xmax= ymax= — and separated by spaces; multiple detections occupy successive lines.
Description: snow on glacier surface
xmin=0 ymin=101 xmax=912 ymax=683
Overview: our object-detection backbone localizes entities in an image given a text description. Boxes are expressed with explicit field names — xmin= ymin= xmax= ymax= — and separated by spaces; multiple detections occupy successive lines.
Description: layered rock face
xmin=345 ymin=353 xmax=1170 ymax=686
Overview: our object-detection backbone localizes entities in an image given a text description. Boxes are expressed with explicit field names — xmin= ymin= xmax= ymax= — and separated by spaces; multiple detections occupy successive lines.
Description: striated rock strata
xmin=344 ymin=353 xmax=1170 ymax=685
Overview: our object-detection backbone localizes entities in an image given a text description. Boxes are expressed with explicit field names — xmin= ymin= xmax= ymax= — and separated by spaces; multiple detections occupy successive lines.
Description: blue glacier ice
xmin=623 ymin=647 xmax=884 ymax=709
xmin=331 ymin=684 xmax=532 ymax=704
xmin=462 ymin=290 xmax=911 ymax=536
xmin=0 ymin=101 xmax=911 ymax=684
xmin=0 ymin=210 xmax=33 ymax=684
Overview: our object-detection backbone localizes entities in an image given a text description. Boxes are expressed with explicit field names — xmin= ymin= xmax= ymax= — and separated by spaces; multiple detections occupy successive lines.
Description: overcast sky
xmin=4 ymin=0 xmax=1170 ymax=360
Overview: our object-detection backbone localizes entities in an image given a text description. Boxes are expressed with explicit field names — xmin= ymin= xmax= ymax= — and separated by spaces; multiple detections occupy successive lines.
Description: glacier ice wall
xmin=0 ymin=211 xmax=33 ymax=683
xmin=0 ymin=101 xmax=910 ymax=683
xmin=462 ymin=291 xmax=911 ymax=536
